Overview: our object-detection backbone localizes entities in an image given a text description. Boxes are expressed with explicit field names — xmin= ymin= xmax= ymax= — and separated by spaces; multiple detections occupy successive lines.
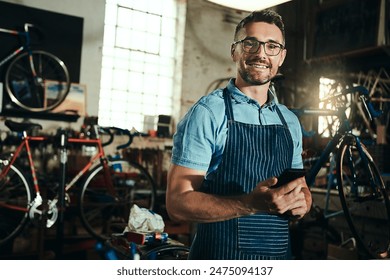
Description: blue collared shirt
xmin=171 ymin=79 xmax=303 ymax=178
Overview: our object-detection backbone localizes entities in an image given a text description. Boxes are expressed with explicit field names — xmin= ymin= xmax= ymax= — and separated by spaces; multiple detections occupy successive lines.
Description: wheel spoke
xmin=337 ymin=139 xmax=390 ymax=259
xmin=79 ymin=159 xmax=156 ymax=241
xmin=0 ymin=165 xmax=32 ymax=246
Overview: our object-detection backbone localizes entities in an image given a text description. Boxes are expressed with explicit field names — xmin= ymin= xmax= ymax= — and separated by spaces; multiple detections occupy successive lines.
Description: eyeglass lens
xmin=241 ymin=39 xmax=282 ymax=56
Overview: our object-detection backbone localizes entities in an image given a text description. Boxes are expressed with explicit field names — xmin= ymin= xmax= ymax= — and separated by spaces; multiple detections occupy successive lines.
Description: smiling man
xmin=166 ymin=9 xmax=312 ymax=260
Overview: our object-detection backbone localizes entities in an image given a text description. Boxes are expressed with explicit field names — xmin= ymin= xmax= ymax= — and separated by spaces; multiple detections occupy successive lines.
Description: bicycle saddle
xmin=4 ymin=119 xmax=42 ymax=132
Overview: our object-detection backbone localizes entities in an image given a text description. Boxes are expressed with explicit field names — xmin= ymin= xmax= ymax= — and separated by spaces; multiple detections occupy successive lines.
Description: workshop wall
xmin=180 ymin=0 xmax=244 ymax=118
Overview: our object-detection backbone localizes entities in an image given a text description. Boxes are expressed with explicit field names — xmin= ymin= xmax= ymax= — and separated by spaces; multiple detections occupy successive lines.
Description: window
xmin=318 ymin=77 xmax=338 ymax=138
xmin=318 ymin=77 xmax=353 ymax=137
xmin=98 ymin=0 xmax=184 ymax=132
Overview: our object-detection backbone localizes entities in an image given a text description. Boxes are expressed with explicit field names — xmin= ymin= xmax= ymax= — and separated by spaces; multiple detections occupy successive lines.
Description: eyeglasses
xmin=232 ymin=39 xmax=284 ymax=56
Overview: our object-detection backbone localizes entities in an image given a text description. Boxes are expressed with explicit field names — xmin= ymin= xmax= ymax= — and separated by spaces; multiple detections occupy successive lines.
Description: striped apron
xmin=188 ymin=88 xmax=294 ymax=260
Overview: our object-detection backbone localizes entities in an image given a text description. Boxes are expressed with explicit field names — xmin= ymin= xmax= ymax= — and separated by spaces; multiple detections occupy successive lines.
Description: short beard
xmin=239 ymin=69 xmax=272 ymax=85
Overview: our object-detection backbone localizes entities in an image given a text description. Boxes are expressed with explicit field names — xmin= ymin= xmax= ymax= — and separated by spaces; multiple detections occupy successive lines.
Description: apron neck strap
xmin=223 ymin=87 xmax=288 ymax=128
xmin=223 ymin=87 xmax=234 ymax=121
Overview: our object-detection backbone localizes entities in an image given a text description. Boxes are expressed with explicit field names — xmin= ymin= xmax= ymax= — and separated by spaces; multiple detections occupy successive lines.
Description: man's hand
xmin=247 ymin=177 xmax=309 ymax=218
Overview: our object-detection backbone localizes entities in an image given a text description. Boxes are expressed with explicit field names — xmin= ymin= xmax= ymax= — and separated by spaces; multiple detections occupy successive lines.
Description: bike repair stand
xmin=56 ymin=130 xmax=68 ymax=259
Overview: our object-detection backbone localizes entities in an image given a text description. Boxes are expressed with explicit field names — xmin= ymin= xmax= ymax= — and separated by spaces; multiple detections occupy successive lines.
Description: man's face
xmin=231 ymin=22 xmax=286 ymax=86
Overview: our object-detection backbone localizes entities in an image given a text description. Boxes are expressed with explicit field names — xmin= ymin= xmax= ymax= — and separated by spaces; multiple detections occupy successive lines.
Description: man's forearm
xmin=167 ymin=191 xmax=255 ymax=223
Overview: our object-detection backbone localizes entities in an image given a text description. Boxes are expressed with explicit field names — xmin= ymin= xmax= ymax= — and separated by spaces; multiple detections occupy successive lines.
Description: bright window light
xmin=318 ymin=77 xmax=353 ymax=137
xmin=98 ymin=0 xmax=180 ymax=132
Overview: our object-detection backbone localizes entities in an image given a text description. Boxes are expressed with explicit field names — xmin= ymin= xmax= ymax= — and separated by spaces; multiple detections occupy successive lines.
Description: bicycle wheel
xmin=337 ymin=136 xmax=390 ymax=259
xmin=79 ymin=159 xmax=157 ymax=241
xmin=142 ymin=244 xmax=190 ymax=260
xmin=5 ymin=50 xmax=70 ymax=112
xmin=0 ymin=163 xmax=32 ymax=247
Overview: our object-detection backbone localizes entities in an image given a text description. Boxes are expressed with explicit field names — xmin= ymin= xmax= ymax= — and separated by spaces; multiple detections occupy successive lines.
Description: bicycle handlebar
xmin=112 ymin=127 xmax=133 ymax=150
xmin=23 ymin=23 xmax=45 ymax=45
xmin=291 ymin=85 xmax=382 ymax=138
xmin=319 ymin=85 xmax=382 ymax=121
xmin=343 ymin=86 xmax=383 ymax=121
xmin=98 ymin=127 xmax=114 ymax=147
xmin=99 ymin=126 xmax=133 ymax=150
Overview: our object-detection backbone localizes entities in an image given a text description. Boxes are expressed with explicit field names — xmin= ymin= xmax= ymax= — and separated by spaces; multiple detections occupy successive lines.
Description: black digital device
xmin=273 ymin=168 xmax=307 ymax=188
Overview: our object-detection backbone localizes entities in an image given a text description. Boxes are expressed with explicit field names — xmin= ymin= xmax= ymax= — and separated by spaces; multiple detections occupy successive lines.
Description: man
xmin=166 ymin=9 xmax=312 ymax=260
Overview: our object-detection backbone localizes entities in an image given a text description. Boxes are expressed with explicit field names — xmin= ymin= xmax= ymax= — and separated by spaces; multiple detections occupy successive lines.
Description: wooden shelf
xmin=306 ymin=45 xmax=390 ymax=62
xmin=304 ymin=45 xmax=390 ymax=72
xmin=0 ymin=108 xmax=80 ymax=122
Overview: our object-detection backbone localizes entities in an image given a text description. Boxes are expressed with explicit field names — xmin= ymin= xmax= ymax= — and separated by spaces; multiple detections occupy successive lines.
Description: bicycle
xmin=0 ymin=120 xmax=157 ymax=247
xmin=291 ymin=85 xmax=390 ymax=259
xmin=0 ymin=23 xmax=70 ymax=112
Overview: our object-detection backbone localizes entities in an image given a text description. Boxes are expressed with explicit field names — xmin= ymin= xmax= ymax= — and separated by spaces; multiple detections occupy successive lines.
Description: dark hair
xmin=234 ymin=9 xmax=285 ymax=43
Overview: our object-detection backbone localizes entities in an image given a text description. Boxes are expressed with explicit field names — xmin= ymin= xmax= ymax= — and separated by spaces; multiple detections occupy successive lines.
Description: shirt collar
xmin=226 ymin=78 xmax=277 ymax=109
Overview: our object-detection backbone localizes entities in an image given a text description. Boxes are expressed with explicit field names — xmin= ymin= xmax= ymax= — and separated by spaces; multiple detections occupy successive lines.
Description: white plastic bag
xmin=124 ymin=204 xmax=165 ymax=233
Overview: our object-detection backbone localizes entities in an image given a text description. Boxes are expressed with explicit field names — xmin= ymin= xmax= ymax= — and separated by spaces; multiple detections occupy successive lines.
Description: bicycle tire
xmin=79 ymin=159 xmax=157 ymax=241
xmin=0 ymin=163 xmax=33 ymax=247
xmin=5 ymin=50 xmax=70 ymax=112
xmin=337 ymin=136 xmax=390 ymax=259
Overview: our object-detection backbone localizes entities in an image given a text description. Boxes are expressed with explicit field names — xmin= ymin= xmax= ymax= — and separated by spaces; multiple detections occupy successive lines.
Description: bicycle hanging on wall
xmin=0 ymin=23 xmax=70 ymax=112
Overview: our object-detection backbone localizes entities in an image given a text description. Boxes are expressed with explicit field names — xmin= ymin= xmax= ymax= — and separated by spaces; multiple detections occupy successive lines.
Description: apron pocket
xmin=237 ymin=214 xmax=289 ymax=256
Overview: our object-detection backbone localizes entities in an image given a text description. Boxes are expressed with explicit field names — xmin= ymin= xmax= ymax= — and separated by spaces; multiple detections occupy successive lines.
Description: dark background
xmin=313 ymin=0 xmax=381 ymax=58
